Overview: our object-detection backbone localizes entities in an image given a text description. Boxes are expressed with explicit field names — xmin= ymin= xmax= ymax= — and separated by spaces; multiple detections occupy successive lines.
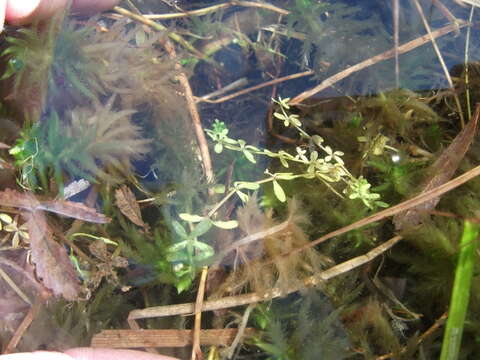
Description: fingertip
xmin=5 ymin=0 xmax=41 ymax=24
xmin=5 ymin=0 xmax=65 ymax=25
xmin=0 ymin=0 xmax=6 ymax=32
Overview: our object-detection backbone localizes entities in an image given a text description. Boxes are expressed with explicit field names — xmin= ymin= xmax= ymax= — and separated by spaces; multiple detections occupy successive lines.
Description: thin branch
xmin=288 ymin=164 xmax=480 ymax=258
xmin=4 ymin=299 xmax=41 ymax=354
xmin=393 ymin=0 xmax=400 ymax=87
xmin=464 ymin=5 xmax=475 ymax=120
xmin=225 ymin=303 xmax=256 ymax=359
xmin=163 ymin=37 xmax=215 ymax=183
xmin=144 ymin=1 xmax=289 ymax=20
xmin=128 ymin=235 xmax=402 ymax=320
xmin=0 ymin=256 xmax=45 ymax=294
xmin=0 ymin=266 xmax=31 ymax=305
xmin=192 ymin=267 xmax=209 ymax=360
xmin=376 ymin=312 xmax=448 ymax=360
xmin=290 ymin=21 xmax=466 ymax=105
xmin=197 ymin=70 xmax=314 ymax=104
xmin=411 ymin=0 xmax=465 ymax=127
xmin=113 ymin=6 xmax=205 ymax=58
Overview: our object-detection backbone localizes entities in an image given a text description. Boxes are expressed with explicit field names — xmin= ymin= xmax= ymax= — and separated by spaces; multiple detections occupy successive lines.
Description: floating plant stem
xmin=440 ymin=220 xmax=480 ymax=360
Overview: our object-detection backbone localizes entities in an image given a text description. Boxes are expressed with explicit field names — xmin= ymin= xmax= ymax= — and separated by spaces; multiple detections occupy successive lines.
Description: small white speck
xmin=391 ymin=154 xmax=401 ymax=163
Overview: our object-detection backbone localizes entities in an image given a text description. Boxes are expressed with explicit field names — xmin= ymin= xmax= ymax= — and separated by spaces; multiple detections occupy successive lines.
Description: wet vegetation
xmin=0 ymin=0 xmax=480 ymax=359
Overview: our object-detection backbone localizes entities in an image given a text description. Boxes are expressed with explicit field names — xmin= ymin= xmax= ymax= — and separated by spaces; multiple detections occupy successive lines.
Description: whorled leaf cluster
xmin=1 ymin=14 xmax=195 ymax=191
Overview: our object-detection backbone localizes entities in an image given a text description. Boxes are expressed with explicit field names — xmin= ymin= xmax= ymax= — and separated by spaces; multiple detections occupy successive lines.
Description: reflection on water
xmin=0 ymin=0 xmax=479 ymax=358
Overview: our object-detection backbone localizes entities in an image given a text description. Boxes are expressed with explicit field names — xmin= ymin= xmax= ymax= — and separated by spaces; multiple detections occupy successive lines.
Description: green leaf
xmin=98 ymin=237 xmax=118 ymax=246
xmin=0 ymin=213 xmax=13 ymax=224
xmin=243 ymin=150 xmax=256 ymax=163
xmin=192 ymin=241 xmax=214 ymax=258
xmin=212 ymin=184 xmax=226 ymax=193
xmin=166 ymin=250 xmax=188 ymax=262
xmin=235 ymin=181 xmax=260 ymax=190
xmin=312 ymin=135 xmax=324 ymax=147
xmin=273 ymin=112 xmax=288 ymax=121
xmin=279 ymin=156 xmax=290 ymax=168
xmin=236 ymin=190 xmax=249 ymax=203
xmin=273 ymin=180 xmax=286 ymax=202
xmin=190 ymin=219 xmax=212 ymax=238
xmin=212 ymin=220 xmax=239 ymax=229
xmin=179 ymin=213 xmax=205 ymax=222
xmin=176 ymin=276 xmax=193 ymax=294
xmin=171 ymin=220 xmax=188 ymax=239
xmin=214 ymin=143 xmax=223 ymax=153
xmin=167 ymin=241 xmax=188 ymax=253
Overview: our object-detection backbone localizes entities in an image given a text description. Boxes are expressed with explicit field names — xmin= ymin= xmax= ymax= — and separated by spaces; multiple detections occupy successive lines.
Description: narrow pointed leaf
xmin=273 ymin=180 xmax=286 ymax=202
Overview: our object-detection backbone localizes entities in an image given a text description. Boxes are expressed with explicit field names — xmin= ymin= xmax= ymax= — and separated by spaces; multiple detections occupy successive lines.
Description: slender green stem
xmin=440 ymin=220 xmax=480 ymax=360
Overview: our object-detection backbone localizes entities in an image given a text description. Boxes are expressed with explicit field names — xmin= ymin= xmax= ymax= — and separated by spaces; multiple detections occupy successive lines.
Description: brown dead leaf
xmin=115 ymin=186 xmax=147 ymax=229
xmin=0 ymin=189 xmax=110 ymax=223
xmin=25 ymin=211 xmax=80 ymax=300
xmin=0 ymin=142 xmax=10 ymax=149
xmin=394 ymin=104 xmax=479 ymax=230
xmin=87 ymin=239 xmax=128 ymax=290
xmin=37 ymin=200 xmax=110 ymax=224
xmin=0 ymin=188 xmax=39 ymax=210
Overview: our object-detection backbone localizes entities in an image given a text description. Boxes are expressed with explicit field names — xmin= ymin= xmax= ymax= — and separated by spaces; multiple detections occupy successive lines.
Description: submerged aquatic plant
xmin=210 ymin=196 xmax=332 ymax=298
xmin=1 ymin=16 xmax=114 ymax=118
xmin=205 ymin=97 xmax=387 ymax=209
xmin=1 ymin=20 xmax=58 ymax=120
xmin=10 ymin=97 xmax=151 ymax=191
xmin=251 ymin=291 xmax=351 ymax=360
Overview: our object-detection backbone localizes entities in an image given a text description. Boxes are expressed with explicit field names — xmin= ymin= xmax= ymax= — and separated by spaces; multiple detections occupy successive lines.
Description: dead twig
xmin=3 ymin=298 xmax=41 ymax=354
xmin=290 ymin=21 xmax=466 ymax=105
xmin=224 ymin=303 xmax=256 ymax=359
xmin=128 ymin=235 xmax=402 ymax=320
xmin=127 ymin=163 xmax=480 ymax=321
xmin=91 ymin=328 xmax=256 ymax=348
xmin=431 ymin=0 xmax=461 ymax=29
xmin=376 ymin=312 xmax=448 ymax=360
xmin=288 ymin=164 xmax=480 ymax=258
xmin=163 ymin=38 xmax=215 ymax=183
xmin=144 ymin=1 xmax=289 ymax=20
xmin=0 ymin=266 xmax=31 ymax=305
xmin=113 ymin=6 xmax=204 ymax=58
xmin=192 ymin=267 xmax=209 ymax=360
xmin=197 ymin=70 xmax=314 ymax=104
xmin=411 ymin=0 xmax=465 ymax=127
xmin=393 ymin=0 xmax=399 ymax=88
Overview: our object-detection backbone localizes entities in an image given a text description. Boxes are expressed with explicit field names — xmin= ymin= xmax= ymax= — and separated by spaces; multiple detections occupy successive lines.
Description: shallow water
xmin=1 ymin=0 xmax=480 ymax=359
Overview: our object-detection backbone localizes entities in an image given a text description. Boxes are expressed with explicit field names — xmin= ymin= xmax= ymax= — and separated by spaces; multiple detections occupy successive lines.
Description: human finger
xmin=0 ymin=351 xmax=74 ymax=360
xmin=5 ymin=0 xmax=66 ymax=25
xmin=64 ymin=348 xmax=179 ymax=360
xmin=5 ymin=0 xmax=119 ymax=25
xmin=0 ymin=0 xmax=6 ymax=32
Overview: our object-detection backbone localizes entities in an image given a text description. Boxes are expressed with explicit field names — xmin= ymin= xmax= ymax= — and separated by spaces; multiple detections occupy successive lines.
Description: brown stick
xmin=144 ymin=0 xmax=289 ymax=20
xmin=289 ymin=164 xmax=480 ymax=258
xmin=4 ymin=299 xmax=41 ymax=354
xmin=128 ymin=163 xmax=480 ymax=320
xmin=128 ymin=235 xmax=402 ymax=320
xmin=197 ymin=70 xmax=314 ymax=104
xmin=411 ymin=0 xmax=464 ymax=127
xmin=191 ymin=267 xmax=208 ymax=360
xmin=376 ymin=312 xmax=448 ymax=360
xmin=290 ymin=21 xmax=467 ymax=105
xmin=163 ymin=37 xmax=215 ymax=183
xmin=91 ymin=328 xmax=256 ymax=348
xmin=393 ymin=0 xmax=399 ymax=87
